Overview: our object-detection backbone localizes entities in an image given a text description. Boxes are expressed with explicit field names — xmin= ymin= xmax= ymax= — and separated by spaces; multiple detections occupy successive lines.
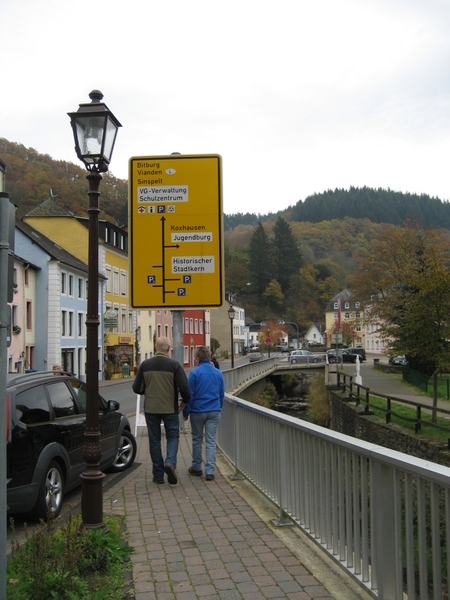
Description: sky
xmin=2 ymin=0 xmax=450 ymax=216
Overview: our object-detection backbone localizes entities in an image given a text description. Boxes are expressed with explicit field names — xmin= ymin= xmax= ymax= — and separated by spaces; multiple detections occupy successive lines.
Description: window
xmin=128 ymin=311 xmax=133 ymax=333
xmin=356 ymin=325 xmax=362 ymax=332
xmin=47 ymin=382 xmax=77 ymax=418
xmin=149 ymin=325 xmax=152 ymax=340
xmin=78 ymin=312 xmax=84 ymax=337
xmin=24 ymin=269 xmax=29 ymax=286
xmin=26 ymin=301 xmax=32 ymax=330
xmin=194 ymin=319 xmax=198 ymax=334
xmin=121 ymin=307 xmax=126 ymax=332
xmin=113 ymin=268 xmax=119 ymax=295
xmin=157 ymin=324 xmax=161 ymax=337
xmin=61 ymin=310 xmax=67 ymax=336
xmin=344 ymin=312 xmax=350 ymax=320
xmin=120 ymin=270 xmax=126 ymax=296
xmin=344 ymin=302 xmax=350 ymax=309
xmin=68 ymin=274 xmax=74 ymax=297
xmin=355 ymin=312 xmax=361 ymax=319
xmin=199 ymin=320 xmax=203 ymax=334
xmin=68 ymin=311 xmax=74 ymax=337
xmin=78 ymin=278 xmax=84 ymax=299
xmin=61 ymin=272 xmax=67 ymax=294
xmin=183 ymin=347 xmax=188 ymax=363
xmin=190 ymin=318 xmax=193 ymax=334
xmin=105 ymin=266 xmax=111 ymax=293
xmin=16 ymin=386 xmax=50 ymax=424
xmin=334 ymin=302 xmax=338 ymax=309
xmin=355 ymin=302 xmax=360 ymax=309
xmin=185 ymin=318 xmax=189 ymax=333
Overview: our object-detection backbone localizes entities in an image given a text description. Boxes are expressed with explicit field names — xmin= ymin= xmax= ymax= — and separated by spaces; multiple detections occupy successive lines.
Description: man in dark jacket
xmin=132 ymin=336 xmax=190 ymax=484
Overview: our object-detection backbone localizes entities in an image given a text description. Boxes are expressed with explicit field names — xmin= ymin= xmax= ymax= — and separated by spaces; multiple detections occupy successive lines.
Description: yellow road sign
xmin=129 ymin=154 xmax=224 ymax=309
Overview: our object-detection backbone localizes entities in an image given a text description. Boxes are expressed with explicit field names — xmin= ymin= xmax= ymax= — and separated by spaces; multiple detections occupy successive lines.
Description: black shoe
xmin=205 ymin=474 xmax=215 ymax=481
xmin=188 ymin=466 xmax=203 ymax=477
xmin=164 ymin=464 xmax=178 ymax=485
xmin=153 ymin=477 xmax=164 ymax=484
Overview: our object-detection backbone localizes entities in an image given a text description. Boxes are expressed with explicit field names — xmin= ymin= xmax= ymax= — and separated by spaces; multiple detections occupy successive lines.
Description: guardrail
xmin=219 ymin=361 xmax=450 ymax=599
xmin=338 ymin=371 xmax=450 ymax=446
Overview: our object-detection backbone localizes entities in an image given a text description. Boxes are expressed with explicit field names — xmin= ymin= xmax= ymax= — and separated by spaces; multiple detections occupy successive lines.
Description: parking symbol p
xmin=178 ymin=288 xmax=186 ymax=296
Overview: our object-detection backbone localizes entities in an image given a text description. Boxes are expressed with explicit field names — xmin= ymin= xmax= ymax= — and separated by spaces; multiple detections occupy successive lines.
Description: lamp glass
xmin=228 ymin=307 xmax=236 ymax=321
xmin=73 ymin=115 xmax=106 ymax=164
xmin=103 ymin=116 xmax=119 ymax=163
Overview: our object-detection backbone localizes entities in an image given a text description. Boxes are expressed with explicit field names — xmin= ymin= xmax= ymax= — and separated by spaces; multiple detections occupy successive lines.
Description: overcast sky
xmin=2 ymin=0 xmax=449 ymax=216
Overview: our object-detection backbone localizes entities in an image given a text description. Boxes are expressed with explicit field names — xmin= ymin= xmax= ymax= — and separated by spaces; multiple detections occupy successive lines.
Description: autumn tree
xmin=351 ymin=222 xmax=450 ymax=420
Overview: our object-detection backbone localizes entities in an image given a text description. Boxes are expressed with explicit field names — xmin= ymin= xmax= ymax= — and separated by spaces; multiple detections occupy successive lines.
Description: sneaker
xmin=188 ymin=466 xmax=203 ymax=477
xmin=205 ymin=474 xmax=215 ymax=481
xmin=153 ymin=477 xmax=164 ymax=484
xmin=164 ymin=464 xmax=178 ymax=485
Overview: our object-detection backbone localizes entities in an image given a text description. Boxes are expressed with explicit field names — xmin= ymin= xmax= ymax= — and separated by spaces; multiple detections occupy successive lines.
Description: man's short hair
xmin=196 ymin=346 xmax=211 ymax=363
xmin=155 ymin=336 xmax=170 ymax=352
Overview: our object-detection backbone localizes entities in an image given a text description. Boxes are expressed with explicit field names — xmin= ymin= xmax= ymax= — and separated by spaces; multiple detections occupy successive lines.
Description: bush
xmin=7 ymin=513 xmax=133 ymax=600
xmin=307 ymin=373 xmax=330 ymax=427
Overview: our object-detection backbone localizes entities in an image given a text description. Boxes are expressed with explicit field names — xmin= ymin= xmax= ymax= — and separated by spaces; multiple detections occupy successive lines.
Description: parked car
xmin=249 ymin=352 xmax=263 ymax=362
xmin=289 ymin=350 xmax=322 ymax=364
xmin=389 ymin=355 xmax=408 ymax=366
xmin=6 ymin=371 xmax=137 ymax=519
xmin=280 ymin=347 xmax=290 ymax=353
xmin=347 ymin=348 xmax=366 ymax=362
xmin=327 ymin=349 xmax=357 ymax=363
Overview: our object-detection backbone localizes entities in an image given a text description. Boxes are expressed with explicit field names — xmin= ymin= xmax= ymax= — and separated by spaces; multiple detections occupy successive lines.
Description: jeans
xmin=145 ymin=412 xmax=180 ymax=480
xmin=190 ymin=411 xmax=221 ymax=475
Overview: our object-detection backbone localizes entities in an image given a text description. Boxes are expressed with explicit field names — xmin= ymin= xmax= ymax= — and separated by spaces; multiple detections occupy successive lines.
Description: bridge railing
xmin=218 ymin=363 xmax=450 ymax=599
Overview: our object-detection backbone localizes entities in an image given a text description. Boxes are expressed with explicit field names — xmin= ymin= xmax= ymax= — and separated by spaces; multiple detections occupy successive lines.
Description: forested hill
xmin=224 ymin=187 xmax=450 ymax=231
xmin=2 ymin=138 xmax=449 ymax=231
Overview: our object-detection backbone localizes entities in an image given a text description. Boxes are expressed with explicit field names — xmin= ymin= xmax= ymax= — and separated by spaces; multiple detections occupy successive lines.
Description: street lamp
xmin=228 ymin=305 xmax=236 ymax=368
xmin=267 ymin=325 xmax=271 ymax=359
xmin=68 ymin=90 xmax=121 ymax=529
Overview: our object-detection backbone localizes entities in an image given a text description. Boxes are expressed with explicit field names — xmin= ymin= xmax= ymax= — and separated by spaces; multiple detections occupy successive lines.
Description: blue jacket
xmin=183 ymin=361 xmax=225 ymax=416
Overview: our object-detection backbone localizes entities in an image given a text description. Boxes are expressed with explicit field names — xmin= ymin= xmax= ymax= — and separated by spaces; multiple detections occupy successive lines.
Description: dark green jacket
xmin=132 ymin=351 xmax=190 ymax=414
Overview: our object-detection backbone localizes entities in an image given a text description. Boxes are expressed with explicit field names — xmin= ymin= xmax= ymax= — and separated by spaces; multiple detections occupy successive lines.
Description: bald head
xmin=155 ymin=336 xmax=170 ymax=352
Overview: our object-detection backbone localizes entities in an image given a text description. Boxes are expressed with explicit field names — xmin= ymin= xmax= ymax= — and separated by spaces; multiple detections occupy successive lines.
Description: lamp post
xmin=68 ymin=90 xmax=121 ymax=529
xmin=228 ymin=305 xmax=236 ymax=368
xmin=267 ymin=325 xmax=271 ymax=359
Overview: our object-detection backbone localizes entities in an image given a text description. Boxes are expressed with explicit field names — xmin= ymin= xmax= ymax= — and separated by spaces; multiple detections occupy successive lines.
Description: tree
xmin=351 ymin=222 xmax=450 ymax=421
xmin=263 ymin=279 xmax=284 ymax=309
xmin=271 ymin=217 xmax=303 ymax=294
xmin=249 ymin=222 xmax=272 ymax=295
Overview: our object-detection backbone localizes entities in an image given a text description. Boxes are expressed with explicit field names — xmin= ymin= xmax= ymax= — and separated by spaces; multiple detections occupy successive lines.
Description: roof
xmin=25 ymin=197 xmax=74 ymax=217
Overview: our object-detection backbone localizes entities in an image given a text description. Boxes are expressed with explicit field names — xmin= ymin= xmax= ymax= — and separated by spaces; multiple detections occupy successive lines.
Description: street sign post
xmin=129 ymin=154 xmax=224 ymax=309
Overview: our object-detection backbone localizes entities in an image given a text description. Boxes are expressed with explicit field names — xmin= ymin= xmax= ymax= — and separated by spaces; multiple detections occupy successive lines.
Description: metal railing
xmin=339 ymin=371 xmax=450 ymax=445
xmin=219 ymin=363 xmax=450 ymax=599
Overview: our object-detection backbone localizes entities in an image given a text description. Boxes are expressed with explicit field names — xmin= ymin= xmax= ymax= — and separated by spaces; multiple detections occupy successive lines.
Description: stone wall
xmin=329 ymin=391 xmax=450 ymax=467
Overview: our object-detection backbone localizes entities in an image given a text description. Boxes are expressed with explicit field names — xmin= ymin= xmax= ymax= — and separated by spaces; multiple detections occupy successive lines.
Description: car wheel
xmin=33 ymin=460 xmax=64 ymax=520
xmin=291 ymin=358 xmax=298 ymax=364
xmin=313 ymin=358 xmax=319 ymax=363
xmin=109 ymin=430 xmax=137 ymax=472
xmin=329 ymin=357 xmax=336 ymax=364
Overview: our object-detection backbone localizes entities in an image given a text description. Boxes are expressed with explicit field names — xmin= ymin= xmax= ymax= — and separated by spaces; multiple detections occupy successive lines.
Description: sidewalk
xmin=103 ymin=424 xmax=371 ymax=600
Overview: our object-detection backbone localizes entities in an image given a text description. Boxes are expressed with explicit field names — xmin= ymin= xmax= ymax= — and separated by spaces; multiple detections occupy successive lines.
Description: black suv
xmin=326 ymin=349 xmax=357 ymax=363
xmin=346 ymin=348 xmax=366 ymax=362
xmin=6 ymin=371 xmax=136 ymax=519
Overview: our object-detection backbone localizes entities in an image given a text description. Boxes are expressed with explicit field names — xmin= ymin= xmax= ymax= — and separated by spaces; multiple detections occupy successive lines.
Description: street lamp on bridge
xmin=228 ymin=305 xmax=236 ymax=368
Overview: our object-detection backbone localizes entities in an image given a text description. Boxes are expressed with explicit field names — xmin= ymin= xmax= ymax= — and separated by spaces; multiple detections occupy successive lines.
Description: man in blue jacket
xmin=183 ymin=346 xmax=225 ymax=481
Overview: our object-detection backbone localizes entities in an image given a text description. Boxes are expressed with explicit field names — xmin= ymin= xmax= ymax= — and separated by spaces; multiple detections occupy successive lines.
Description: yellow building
xmin=24 ymin=200 xmax=136 ymax=378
